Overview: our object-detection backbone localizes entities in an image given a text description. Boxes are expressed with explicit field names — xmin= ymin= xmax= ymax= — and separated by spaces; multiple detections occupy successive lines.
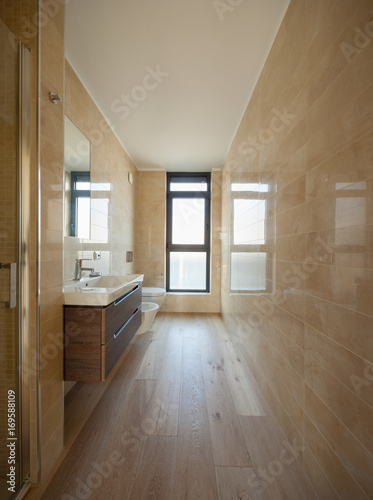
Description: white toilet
xmin=142 ymin=287 xmax=166 ymax=308
xmin=136 ymin=287 xmax=166 ymax=335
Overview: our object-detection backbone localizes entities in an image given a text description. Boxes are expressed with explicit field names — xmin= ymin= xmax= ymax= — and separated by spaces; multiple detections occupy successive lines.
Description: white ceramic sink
xmin=63 ymin=274 xmax=144 ymax=306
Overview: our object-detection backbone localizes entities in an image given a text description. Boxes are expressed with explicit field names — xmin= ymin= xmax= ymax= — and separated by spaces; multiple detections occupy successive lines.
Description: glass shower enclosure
xmin=0 ymin=17 xmax=31 ymax=499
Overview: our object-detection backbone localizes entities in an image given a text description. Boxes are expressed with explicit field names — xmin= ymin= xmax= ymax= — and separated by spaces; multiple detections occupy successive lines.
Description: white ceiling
xmin=65 ymin=0 xmax=290 ymax=172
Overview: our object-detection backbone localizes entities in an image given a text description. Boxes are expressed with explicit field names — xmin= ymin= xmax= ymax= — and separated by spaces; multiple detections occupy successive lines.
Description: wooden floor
xmin=28 ymin=313 xmax=316 ymax=500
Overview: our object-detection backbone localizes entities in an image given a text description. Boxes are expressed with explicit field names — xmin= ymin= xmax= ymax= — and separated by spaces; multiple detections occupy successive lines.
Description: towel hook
xmin=49 ymin=92 xmax=63 ymax=105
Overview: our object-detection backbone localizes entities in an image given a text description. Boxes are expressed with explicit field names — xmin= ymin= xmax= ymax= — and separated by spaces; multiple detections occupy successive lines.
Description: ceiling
xmin=65 ymin=0 xmax=290 ymax=172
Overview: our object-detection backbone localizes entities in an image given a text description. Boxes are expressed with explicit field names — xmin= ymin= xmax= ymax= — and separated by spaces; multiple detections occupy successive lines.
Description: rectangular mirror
xmin=64 ymin=116 xmax=91 ymax=238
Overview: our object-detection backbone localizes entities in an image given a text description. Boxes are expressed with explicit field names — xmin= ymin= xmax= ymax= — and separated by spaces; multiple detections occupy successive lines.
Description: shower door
xmin=0 ymin=19 xmax=31 ymax=499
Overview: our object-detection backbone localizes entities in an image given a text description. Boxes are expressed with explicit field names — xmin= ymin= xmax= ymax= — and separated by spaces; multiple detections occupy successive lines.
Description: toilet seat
xmin=142 ymin=287 xmax=165 ymax=297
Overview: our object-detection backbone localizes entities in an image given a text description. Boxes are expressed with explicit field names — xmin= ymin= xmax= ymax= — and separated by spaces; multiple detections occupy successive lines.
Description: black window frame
xmin=166 ymin=172 xmax=211 ymax=293
xmin=70 ymin=171 xmax=90 ymax=237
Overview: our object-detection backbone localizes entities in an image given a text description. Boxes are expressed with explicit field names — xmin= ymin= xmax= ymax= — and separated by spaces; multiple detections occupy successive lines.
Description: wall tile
xmin=305 ymin=324 xmax=373 ymax=408
xmin=39 ymin=0 xmax=65 ymax=480
xmin=64 ymin=61 xmax=137 ymax=280
xmin=305 ymin=386 xmax=373 ymax=498
xmin=305 ymin=356 xmax=373 ymax=455
xmin=221 ymin=0 xmax=373 ymax=495
xmin=304 ymin=416 xmax=367 ymax=500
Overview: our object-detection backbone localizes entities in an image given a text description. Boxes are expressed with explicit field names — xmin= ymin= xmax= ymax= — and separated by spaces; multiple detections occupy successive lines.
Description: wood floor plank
xmin=39 ymin=338 xmax=156 ymax=500
xmin=145 ymin=314 xmax=183 ymax=436
xmin=239 ymin=415 xmax=317 ymax=500
xmin=63 ymin=335 xmax=134 ymax=449
xmin=208 ymin=315 xmax=265 ymax=416
xmin=197 ymin=316 xmax=252 ymax=467
xmin=172 ymin=334 xmax=218 ymax=500
xmin=135 ymin=313 xmax=168 ymax=380
xmin=25 ymin=335 xmax=147 ymax=500
xmin=130 ymin=436 xmax=177 ymax=499
xmin=28 ymin=314 xmax=317 ymax=500
xmin=179 ymin=312 xmax=201 ymax=339
xmin=215 ymin=466 xmax=263 ymax=500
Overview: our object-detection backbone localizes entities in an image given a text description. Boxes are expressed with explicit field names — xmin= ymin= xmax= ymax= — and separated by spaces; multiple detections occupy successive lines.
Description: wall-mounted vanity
xmin=64 ymin=274 xmax=143 ymax=381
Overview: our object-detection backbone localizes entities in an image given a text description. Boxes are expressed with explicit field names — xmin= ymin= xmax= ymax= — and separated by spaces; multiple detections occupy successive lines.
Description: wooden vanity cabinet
xmin=64 ymin=283 xmax=142 ymax=381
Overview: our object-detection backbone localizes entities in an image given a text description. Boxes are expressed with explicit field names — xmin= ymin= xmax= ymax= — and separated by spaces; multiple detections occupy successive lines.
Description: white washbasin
xmin=63 ymin=274 xmax=144 ymax=306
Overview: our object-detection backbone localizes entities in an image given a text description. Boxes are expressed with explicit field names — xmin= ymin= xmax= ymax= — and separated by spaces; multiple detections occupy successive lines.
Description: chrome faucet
xmin=74 ymin=259 xmax=100 ymax=280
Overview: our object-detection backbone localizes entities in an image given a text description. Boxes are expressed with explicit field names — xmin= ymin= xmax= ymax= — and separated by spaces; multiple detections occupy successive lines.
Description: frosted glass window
xmin=230 ymin=252 xmax=267 ymax=291
xmin=335 ymin=197 xmax=366 ymax=231
xmin=170 ymin=252 xmax=207 ymax=290
xmin=91 ymin=183 xmax=111 ymax=191
xmin=172 ymin=198 xmax=205 ymax=244
xmin=75 ymin=181 xmax=90 ymax=190
xmin=91 ymin=198 xmax=109 ymax=215
xmin=231 ymin=183 xmax=269 ymax=193
xmin=170 ymin=182 xmax=207 ymax=191
xmin=336 ymin=182 xmax=367 ymax=190
xmin=233 ymin=199 xmax=266 ymax=245
xmin=91 ymin=224 xmax=108 ymax=243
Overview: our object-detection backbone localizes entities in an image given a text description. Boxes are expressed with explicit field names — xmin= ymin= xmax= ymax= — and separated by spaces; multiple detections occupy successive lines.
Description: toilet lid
xmin=142 ymin=287 xmax=165 ymax=297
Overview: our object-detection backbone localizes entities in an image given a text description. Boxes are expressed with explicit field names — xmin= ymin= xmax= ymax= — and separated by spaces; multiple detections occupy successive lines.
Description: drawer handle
xmin=0 ymin=262 xmax=17 ymax=309
xmin=114 ymin=308 xmax=139 ymax=338
xmin=114 ymin=285 xmax=139 ymax=306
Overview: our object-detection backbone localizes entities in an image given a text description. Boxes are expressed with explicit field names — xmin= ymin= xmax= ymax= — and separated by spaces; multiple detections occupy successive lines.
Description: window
xmin=70 ymin=171 xmax=90 ymax=238
xmin=166 ymin=173 xmax=211 ymax=292
xmin=230 ymin=182 xmax=273 ymax=293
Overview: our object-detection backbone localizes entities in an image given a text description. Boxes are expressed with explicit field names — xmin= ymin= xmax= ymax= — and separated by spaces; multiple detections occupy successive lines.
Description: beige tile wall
xmin=39 ymin=0 xmax=65 ymax=479
xmin=64 ymin=61 xmax=137 ymax=280
xmin=221 ymin=0 xmax=373 ymax=498
xmin=134 ymin=170 xmax=221 ymax=313
xmin=134 ymin=171 xmax=166 ymax=289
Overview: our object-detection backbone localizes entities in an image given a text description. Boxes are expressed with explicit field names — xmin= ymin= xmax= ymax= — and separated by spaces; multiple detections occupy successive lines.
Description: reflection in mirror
xmin=64 ymin=116 xmax=91 ymax=238
xmin=230 ymin=180 xmax=274 ymax=294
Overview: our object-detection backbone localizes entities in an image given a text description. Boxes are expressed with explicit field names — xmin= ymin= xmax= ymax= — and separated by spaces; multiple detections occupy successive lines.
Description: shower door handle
xmin=0 ymin=262 xmax=17 ymax=309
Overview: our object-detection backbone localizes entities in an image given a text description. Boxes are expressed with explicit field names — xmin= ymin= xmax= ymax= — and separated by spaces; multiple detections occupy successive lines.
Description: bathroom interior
xmin=1 ymin=0 xmax=372 ymax=498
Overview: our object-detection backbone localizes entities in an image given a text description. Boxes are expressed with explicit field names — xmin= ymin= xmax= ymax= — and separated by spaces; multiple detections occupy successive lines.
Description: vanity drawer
xmin=102 ymin=306 xmax=141 ymax=379
xmin=103 ymin=284 xmax=142 ymax=343
xmin=64 ymin=281 xmax=142 ymax=382
xmin=64 ymin=306 xmax=103 ymax=382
